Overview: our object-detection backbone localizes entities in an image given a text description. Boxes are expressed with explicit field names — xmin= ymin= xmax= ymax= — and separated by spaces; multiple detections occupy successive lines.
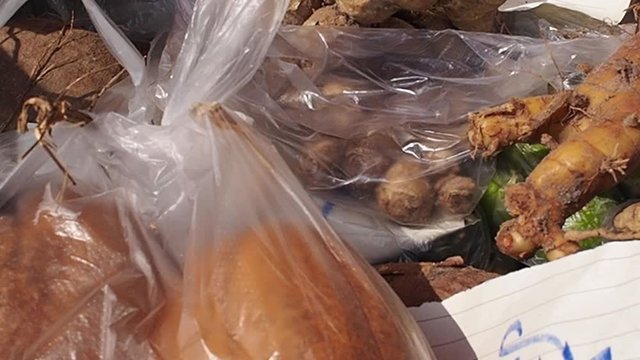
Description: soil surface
xmin=0 ymin=18 xmax=123 ymax=132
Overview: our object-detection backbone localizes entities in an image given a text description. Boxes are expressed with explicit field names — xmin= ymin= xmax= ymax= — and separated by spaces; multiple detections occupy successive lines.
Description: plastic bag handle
xmin=0 ymin=0 xmax=28 ymax=28
xmin=80 ymin=0 xmax=146 ymax=86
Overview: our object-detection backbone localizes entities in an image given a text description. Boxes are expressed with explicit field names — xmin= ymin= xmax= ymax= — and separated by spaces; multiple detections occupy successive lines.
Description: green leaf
xmin=497 ymin=143 xmax=550 ymax=174
xmin=563 ymin=196 xmax=618 ymax=251
xmin=479 ymin=170 xmax=523 ymax=234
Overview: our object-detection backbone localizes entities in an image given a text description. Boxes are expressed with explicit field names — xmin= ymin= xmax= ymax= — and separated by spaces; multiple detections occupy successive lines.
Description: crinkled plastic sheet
xmin=239 ymin=26 xmax=624 ymax=126
xmin=0 ymin=130 xmax=32 ymax=185
xmin=149 ymin=105 xmax=437 ymax=359
xmin=0 ymin=103 xmax=438 ymax=360
xmin=228 ymin=26 xmax=625 ymax=267
xmin=158 ymin=0 xmax=287 ymax=124
xmin=1 ymin=1 xmax=439 ymax=357
xmin=0 ymin=128 xmax=177 ymax=358
xmin=121 ymin=0 xmax=436 ymax=355
xmin=2 ymin=117 xmax=195 ymax=266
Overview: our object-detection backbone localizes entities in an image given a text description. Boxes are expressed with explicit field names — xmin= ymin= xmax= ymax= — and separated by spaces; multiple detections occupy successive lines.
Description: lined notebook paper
xmin=410 ymin=242 xmax=640 ymax=360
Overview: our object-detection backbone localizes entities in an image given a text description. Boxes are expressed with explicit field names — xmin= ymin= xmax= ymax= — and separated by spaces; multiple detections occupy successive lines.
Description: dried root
xmin=296 ymin=134 xmax=346 ymax=188
xmin=342 ymin=132 xmax=397 ymax=198
xmin=468 ymin=91 xmax=588 ymax=158
xmin=565 ymin=202 xmax=640 ymax=243
xmin=474 ymin=33 xmax=640 ymax=261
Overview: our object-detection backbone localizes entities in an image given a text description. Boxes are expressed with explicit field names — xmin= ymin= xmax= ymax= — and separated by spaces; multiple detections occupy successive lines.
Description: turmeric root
xmin=468 ymin=33 xmax=640 ymax=159
xmin=468 ymin=91 xmax=590 ymax=158
xmin=469 ymin=33 xmax=640 ymax=261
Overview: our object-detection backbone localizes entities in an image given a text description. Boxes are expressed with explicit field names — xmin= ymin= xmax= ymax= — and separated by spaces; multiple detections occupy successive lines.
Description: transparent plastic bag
xmin=0 ymin=0 xmax=25 ymax=30
xmin=5 ymin=0 xmax=437 ymax=356
xmin=159 ymin=0 xmax=288 ymax=124
xmin=315 ymin=195 xmax=500 ymax=267
xmin=145 ymin=4 xmax=435 ymax=356
xmin=150 ymin=104 xmax=436 ymax=359
xmin=0 ymin=125 xmax=177 ymax=359
xmin=76 ymin=112 xmax=197 ymax=265
xmin=0 ymin=130 xmax=34 ymax=185
xmin=0 ymin=110 xmax=193 ymax=265
xmin=230 ymin=26 xmax=624 ymax=229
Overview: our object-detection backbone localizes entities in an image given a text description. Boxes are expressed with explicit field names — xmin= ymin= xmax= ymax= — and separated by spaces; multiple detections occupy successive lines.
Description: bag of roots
xmin=225 ymin=25 xmax=624 ymax=266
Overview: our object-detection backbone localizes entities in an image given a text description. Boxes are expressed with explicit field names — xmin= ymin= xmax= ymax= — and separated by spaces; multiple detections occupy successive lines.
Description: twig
xmin=41 ymin=141 xmax=77 ymax=186
xmin=88 ymin=67 xmax=127 ymax=111
xmin=565 ymin=228 xmax=640 ymax=242
xmin=55 ymin=62 xmax=122 ymax=102
xmin=540 ymin=32 xmax=568 ymax=88
xmin=17 ymin=97 xmax=90 ymax=187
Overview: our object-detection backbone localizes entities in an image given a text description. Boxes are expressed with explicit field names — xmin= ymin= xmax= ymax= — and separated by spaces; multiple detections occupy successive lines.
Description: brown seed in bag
xmin=0 ymin=186 xmax=161 ymax=358
xmin=152 ymin=224 xmax=432 ymax=359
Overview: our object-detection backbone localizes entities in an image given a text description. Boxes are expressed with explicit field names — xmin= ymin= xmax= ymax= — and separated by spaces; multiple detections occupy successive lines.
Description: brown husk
xmin=376 ymin=259 xmax=499 ymax=306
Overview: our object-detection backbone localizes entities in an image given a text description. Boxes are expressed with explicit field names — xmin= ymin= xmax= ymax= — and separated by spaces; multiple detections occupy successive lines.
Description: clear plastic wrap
xmin=159 ymin=0 xmax=288 ymax=124
xmin=5 ymin=0 xmax=438 ymax=357
xmin=230 ymin=26 xmax=624 ymax=229
xmin=0 ymin=185 xmax=162 ymax=358
xmin=0 ymin=0 xmax=25 ymax=30
xmin=138 ymin=0 xmax=436 ymax=353
xmin=79 ymin=0 xmax=146 ymax=86
xmin=0 ymin=125 xmax=176 ymax=359
xmin=150 ymin=104 xmax=436 ymax=359
xmin=0 ymin=130 xmax=33 ymax=185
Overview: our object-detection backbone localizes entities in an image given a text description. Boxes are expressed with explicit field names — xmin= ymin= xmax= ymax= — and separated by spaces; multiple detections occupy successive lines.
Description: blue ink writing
xmin=591 ymin=348 xmax=612 ymax=360
xmin=499 ymin=319 xmax=612 ymax=360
